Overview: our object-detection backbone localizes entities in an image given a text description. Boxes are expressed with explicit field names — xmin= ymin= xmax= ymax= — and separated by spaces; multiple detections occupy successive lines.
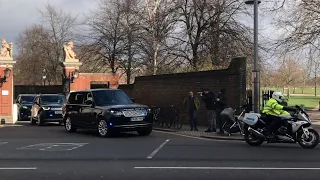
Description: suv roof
xmin=19 ymin=94 xmax=36 ymax=96
xmin=70 ymin=89 xmax=120 ymax=93
xmin=36 ymin=94 xmax=65 ymax=96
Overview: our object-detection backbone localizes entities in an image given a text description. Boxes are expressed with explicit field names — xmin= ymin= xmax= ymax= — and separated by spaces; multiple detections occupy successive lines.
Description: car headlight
xmin=110 ymin=110 xmax=123 ymax=116
xmin=43 ymin=107 xmax=51 ymax=110
xmin=22 ymin=106 xmax=28 ymax=109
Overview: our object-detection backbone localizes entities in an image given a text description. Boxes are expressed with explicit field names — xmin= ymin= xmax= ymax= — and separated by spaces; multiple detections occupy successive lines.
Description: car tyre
xmin=137 ymin=127 xmax=153 ymax=136
xmin=37 ymin=111 xmax=45 ymax=126
xmin=30 ymin=115 xmax=36 ymax=125
xmin=97 ymin=119 xmax=110 ymax=138
xmin=64 ymin=117 xmax=76 ymax=133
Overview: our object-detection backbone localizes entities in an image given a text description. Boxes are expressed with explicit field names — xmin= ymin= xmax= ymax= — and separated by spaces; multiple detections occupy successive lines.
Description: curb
xmin=0 ymin=124 xmax=23 ymax=128
xmin=200 ymin=135 xmax=244 ymax=141
xmin=154 ymin=127 xmax=244 ymax=141
xmin=154 ymin=128 xmax=178 ymax=133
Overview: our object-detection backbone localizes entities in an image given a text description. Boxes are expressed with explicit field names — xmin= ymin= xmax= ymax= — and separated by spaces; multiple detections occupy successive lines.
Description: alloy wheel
xmin=65 ymin=118 xmax=72 ymax=131
xmin=98 ymin=120 xmax=108 ymax=136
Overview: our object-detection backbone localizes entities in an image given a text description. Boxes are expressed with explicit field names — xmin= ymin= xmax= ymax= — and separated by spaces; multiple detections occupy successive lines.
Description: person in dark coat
xmin=201 ymin=89 xmax=216 ymax=132
xmin=183 ymin=91 xmax=200 ymax=131
xmin=215 ymin=89 xmax=227 ymax=135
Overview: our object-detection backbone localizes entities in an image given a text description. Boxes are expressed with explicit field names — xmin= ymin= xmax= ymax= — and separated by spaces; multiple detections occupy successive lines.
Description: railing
xmin=150 ymin=106 xmax=188 ymax=129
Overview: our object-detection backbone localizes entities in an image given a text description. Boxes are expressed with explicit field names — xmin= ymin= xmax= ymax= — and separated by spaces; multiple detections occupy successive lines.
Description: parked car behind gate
xmin=30 ymin=94 xmax=66 ymax=126
xmin=16 ymin=94 xmax=36 ymax=121
xmin=63 ymin=89 xmax=153 ymax=137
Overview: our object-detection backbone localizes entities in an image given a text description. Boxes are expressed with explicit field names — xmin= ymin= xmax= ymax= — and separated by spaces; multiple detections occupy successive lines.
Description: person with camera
xmin=200 ymin=89 xmax=217 ymax=133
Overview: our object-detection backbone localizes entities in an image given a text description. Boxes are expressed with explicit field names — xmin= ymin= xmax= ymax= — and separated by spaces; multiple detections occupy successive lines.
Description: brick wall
xmin=124 ymin=57 xmax=247 ymax=125
xmin=71 ymin=73 xmax=120 ymax=91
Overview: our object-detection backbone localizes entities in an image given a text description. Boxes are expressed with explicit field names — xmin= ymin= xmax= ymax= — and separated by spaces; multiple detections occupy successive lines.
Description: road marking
xmin=134 ymin=167 xmax=320 ymax=170
xmin=0 ymin=167 xmax=37 ymax=170
xmin=18 ymin=143 xmax=88 ymax=151
xmin=147 ymin=139 xmax=170 ymax=159
xmin=0 ymin=142 xmax=8 ymax=145
xmin=154 ymin=130 xmax=244 ymax=143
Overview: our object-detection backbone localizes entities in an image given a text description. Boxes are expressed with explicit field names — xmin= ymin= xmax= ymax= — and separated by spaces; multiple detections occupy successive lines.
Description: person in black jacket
xmin=201 ymin=89 xmax=216 ymax=132
xmin=216 ymin=89 xmax=227 ymax=135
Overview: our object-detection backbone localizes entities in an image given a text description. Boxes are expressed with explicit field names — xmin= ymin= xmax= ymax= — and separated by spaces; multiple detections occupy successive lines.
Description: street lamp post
xmin=42 ymin=69 xmax=47 ymax=86
xmin=245 ymin=0 xmax=261 ymax=113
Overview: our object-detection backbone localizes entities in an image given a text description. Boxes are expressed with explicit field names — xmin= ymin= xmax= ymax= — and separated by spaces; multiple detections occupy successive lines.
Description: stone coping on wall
xmin=136 ymin=57 xmax=246 ymax=80
xmin=0 ymin=60 xmax=16 ymax=67
xmin=63 ymin=62 xmax=83 ymax=67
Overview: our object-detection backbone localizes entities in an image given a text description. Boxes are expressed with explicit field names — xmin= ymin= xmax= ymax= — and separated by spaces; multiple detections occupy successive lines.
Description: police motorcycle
xmin=242 ymin=105 xmax=319 ymax=149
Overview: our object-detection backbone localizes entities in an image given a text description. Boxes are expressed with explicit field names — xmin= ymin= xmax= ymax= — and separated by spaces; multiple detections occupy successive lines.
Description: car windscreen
xmin=21 ymin=95 xmax=35 ymax=103
xmin=93 ymin=90 xmax=133 ymax=106
xmin=41 ymin=95 xmax=66 ymax=105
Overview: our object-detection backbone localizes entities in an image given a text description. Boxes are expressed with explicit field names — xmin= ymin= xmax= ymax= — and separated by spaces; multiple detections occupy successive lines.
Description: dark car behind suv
xmin=16 ymin=94 xmax=36 ymax=121
xmin=63 ymin=89 xmax=153 ymax=137
xmin=30 ymin=94 xmax=66 ymax=126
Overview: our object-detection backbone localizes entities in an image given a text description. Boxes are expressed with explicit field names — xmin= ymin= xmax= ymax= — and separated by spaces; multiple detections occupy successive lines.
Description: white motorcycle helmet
xmin=272 ymin=91 xmax=283 ymax=103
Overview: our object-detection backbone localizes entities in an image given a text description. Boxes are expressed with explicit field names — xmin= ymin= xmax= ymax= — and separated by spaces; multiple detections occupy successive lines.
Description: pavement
xmin=152 ymin=110 xmax=320 ymax=141
xmin=0 ymin=122 xmax=320 ymax=179
xmin=154 ymin=125 xmax=244 ymax=141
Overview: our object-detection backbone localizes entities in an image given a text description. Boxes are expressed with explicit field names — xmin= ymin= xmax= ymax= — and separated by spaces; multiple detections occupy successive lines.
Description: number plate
xmin=55 ymin=111 xmax=62 ymax=115
xmin=131 ymin=117 xmax=144 ymax=121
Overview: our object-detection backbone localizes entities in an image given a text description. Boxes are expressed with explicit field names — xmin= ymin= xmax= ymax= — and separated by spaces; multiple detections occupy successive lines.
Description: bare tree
xmin=274 ymin=57 xmax=303 ymax=96
xmin=39 ymin=3 xmax=78 ymax=83
xmin=85 ymin=0 xmax=126 ymax=73
xmin=173 ymin=0 xmax=251 ymax=71
xmin=143 ymin=0 xmax=178 ymax=75
xmin=118 ymin=0 xmax=144 ymax=84
xmin=15 ymin=25 xmax=51 ymax=85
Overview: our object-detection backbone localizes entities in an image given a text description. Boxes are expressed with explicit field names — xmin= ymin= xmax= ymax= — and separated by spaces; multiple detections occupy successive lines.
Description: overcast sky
xmin=0 ymin=0 xmax=99 ymax=44
xmin=0 ymin=0 xmax=278 ymax=59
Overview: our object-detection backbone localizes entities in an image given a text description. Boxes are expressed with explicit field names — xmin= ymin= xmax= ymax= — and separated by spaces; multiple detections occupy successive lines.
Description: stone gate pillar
xmin=63 ymin=62 xmax=82 ymax=92
xmin=62 ymin=41 xmax=82 ymax=93
xmin=0 ymin=38 xmax=16 ymax=124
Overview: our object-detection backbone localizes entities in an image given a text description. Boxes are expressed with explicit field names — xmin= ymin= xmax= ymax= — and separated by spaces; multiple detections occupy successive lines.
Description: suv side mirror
xmin=15 ymin=99 xmax=19 ymax=104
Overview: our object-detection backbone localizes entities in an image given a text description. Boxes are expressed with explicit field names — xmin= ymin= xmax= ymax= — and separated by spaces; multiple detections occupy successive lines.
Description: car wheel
xmin=65 ymin=117 xmax=76 ymax=132
xmin=59 ymin=120 xmax=64 ymax=126
xmin=30 ymin=115 xmax=36 ymax=125
xmin=97 ymin=119 xmax=110 ymax=137
xmin=137 ymin=127 xmax=153 ymax=136
xmin=37 ymin=112 xmax=44 ymax=126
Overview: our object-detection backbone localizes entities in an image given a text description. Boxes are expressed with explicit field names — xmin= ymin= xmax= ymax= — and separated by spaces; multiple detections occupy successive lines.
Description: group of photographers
xmin=183 ymin=88 xmax=227 ymax=134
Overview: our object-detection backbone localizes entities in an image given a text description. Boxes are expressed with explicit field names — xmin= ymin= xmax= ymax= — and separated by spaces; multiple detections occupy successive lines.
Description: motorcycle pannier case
xmin=243 ymin=113 xmax=260 ymax=126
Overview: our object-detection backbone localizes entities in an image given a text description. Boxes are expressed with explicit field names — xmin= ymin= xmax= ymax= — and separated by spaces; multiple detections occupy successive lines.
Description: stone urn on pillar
xmin=0 ymin=38 xmax=16 ymax=124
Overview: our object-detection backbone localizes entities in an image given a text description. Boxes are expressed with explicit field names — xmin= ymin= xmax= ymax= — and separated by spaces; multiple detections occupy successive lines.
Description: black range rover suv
xmin=63 ymin=89 xmax=153 ymax=137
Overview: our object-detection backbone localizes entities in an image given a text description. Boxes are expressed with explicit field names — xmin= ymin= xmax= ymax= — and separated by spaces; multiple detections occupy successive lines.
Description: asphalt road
xmin=0 ymin=123 xmax=320 ymax=180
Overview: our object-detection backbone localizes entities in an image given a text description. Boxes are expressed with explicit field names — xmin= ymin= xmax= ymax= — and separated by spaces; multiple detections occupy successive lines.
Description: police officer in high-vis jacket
xmin=262 ymin=91 xmax=296 ymax=137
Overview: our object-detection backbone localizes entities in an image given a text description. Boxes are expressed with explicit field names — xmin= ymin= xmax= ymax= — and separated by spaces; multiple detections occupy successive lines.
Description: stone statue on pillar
xmin=0 ymin=39 xmax=13 ymax=60
xmin=63 ymin=41 xmax=79 ymax=62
